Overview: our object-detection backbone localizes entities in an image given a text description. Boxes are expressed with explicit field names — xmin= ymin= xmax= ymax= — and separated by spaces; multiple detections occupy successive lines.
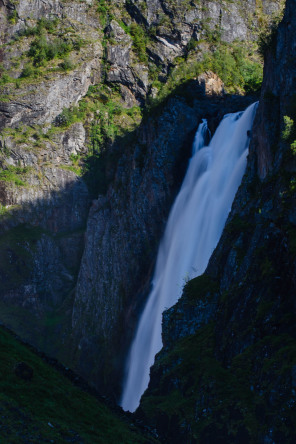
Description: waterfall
xmin=120 ymin=102 xmax=258 ymax=413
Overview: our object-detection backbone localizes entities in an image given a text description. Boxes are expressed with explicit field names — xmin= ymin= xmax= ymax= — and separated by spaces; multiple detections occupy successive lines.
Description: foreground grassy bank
xmin=0 ymin=325 xmax=155 ymax=443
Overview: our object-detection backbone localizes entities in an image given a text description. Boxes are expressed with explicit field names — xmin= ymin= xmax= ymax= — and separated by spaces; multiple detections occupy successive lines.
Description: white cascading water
xmin=120 ymin=102 xmax=258 ymax=412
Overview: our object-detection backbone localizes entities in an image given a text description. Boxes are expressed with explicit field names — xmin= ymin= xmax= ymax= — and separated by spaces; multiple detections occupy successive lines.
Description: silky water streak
xmin=121 ymin=102 xmax=258 ymax=412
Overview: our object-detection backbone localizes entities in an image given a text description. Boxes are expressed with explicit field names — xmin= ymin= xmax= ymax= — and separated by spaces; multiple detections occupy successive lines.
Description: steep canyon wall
xmin=139 ymin=0 xmax=296 ymax=442
xmin=0 ymin=0 xmax=283 ymax=400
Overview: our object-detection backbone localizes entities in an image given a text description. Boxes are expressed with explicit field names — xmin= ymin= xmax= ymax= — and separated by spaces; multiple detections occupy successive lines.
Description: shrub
xmin=8 ymin=10 xmax=18 ymax=25
xmin=39 ymin=17 xmax=59 ymax=34
xmin=20 ymin=64 xmax=39 ymax=78
xmin=130 ymin=23 xmax=148 ymax=64
xmin=28 ymin=35 xmax=73 ymax=66
xmin=54 ymin=105 xmax=86 ymax=128
xmin=97 ymin=0 xmax=109 ymax=26
xmin=73 ymin=37 xmax=85 ymax=51
xmin=54 ymin=108 xmax=75 ymax=127
xmin=0 ymin=166 xmax=31 ymax=187
xmin=187 ymin=37 xmax=198 ymax=53
xmin=240 ymin=58 xmax=263 ymax=93
xmin=291 ymin=141 xmax=296 ymax=156
xmin=282 ymin=116 xmax=294 ymax=141
xmin=0 ymin=73 xmax=14 ymax=85
xmin=28 ymin=34 xmax=49 ymax=66
xmin=19 ymin=17 xmax=59 ymax=37
xmin=59 ymin=57 xmax=74 ymax=71
xmin=0 ymin=204 xmax=9 ymax=217
xmin=206 ymin=44 xmax=263 ymax=93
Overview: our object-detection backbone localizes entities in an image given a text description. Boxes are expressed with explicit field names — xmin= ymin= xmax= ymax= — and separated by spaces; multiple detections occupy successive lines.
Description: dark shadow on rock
xmin=0 ymin=80 xmax=259 ymax=402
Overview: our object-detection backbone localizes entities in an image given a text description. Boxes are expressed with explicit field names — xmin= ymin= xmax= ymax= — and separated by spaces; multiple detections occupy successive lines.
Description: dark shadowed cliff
xmin=1 ymin=3 xmax=295 ymax=443
xmin=139 ymin=0 xmax=296 ymax=442
xmin=0 ymin=0 xmax=280 ymax=400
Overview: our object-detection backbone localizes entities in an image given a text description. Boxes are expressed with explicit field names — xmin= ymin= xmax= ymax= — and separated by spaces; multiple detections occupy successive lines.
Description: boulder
xmin=197 ymin=71 xmax=224 ymax=96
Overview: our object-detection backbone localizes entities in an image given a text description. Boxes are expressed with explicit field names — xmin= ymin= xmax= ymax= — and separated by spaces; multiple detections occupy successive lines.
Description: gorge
xmin=0 ymin=0 xmax=296 ymax=442
xmin=121 ymin=102 xmax=258 ymax=413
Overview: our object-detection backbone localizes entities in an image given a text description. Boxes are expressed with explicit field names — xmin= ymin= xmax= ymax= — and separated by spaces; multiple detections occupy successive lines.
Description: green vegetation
xmin=282 ymin=111 xmax=296 ymax=157
xmin=1 ymin=83 xmax=142 ymax=196
xmin=0 ymin=204 xmax=10 ymax=217
xmin=204 ymin=44 xmax=263 ymax=93
xmin=255 ymin=0 xmax=285 ymax=56
xmin=147 ymin=40 xmax=263 ymax=110
xmin=1 ymin=125 xmax=52 ymax=147
xmin=36 ymin=83 xmax=142 ymax=195
xmin=282 ymin=116 xmax=294 ymax=141
xmin=27 ymin=34 xmax=74 ymax=67
xmin=60 ymin=154 xmax=82 ymax=176
xmin=280 ymin=95 xmax=296 ymax=160
xmin=83 ymin=87 xmax=142 ymax=194
xmin=291 ymin=141 xmax=296 ymax=156
xmin=97 ymin=0 xmax=112 ymax=26
xmin=17 ymin=17 xmax=60 ymax=38
xmin=54 ymin=105 xmax=86 ymax=128
xmin=54 ymin=84 xmax=142 ymax=153
xmin=0 ymin=325 xmax=152 ymax=443
xmin=7 ymin=17 xmax=86 ymax=79
xmin=0 ymin=72 xmax=15 ymax=85
xmin=59 ymin=56 xmax=75 ymax=71
xmin=8 ymin=9 xmax=18 ymax=25
xmin=129 ymin=22 xmax=149 ymax=63
xmin=258 ymin=20 xmax=278 ymax=56
xmin=0 ymin=94 xmax=12 ymax=102
xmin=117 ymin=21 xmax=150 ymax=63
xmin=19 ymin=64 xmax=39 ymax=79
xmin=0 ymin=166 xmax=32 ymax=187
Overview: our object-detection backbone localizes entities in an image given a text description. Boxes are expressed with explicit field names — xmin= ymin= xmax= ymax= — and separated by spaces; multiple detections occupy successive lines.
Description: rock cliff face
xmin=0 ymin=0 xmax=284 ymax=404
xmin=125 ymin=0 xmax=281 ymax=56
xmin=0 ymin=1 xmax=102 ymax=128
xmin=140 ymin=0 xmax=296 ymax=442
xmin=0 ymin=120 xmax=90 ymax=358
xmin=71 ymin=90 xmax=255 ymax=396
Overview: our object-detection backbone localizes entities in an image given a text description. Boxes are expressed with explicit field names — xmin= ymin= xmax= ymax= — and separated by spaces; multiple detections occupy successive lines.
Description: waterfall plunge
xmin=121 ymin=102 xmax=258 ymax=413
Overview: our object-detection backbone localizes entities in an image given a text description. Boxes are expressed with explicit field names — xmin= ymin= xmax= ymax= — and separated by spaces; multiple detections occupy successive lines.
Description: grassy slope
xmin=0 ymin=326 xmax=154 ymax=443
